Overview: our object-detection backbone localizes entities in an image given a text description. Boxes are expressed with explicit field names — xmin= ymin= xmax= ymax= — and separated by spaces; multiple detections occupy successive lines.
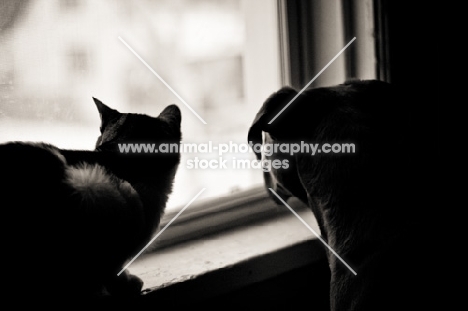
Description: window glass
xmin=0 ymin=0 xmax=281 ymax=210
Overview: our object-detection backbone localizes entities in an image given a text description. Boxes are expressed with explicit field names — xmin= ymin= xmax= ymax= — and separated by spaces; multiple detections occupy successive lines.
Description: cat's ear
xmin=159 ymin=104 xmax=181 ymax=127
xmin=93 ymin=97 xmax=120 ymax=124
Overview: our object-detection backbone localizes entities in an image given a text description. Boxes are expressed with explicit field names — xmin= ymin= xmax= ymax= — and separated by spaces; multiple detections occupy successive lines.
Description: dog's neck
xmin=309 ymin=186 xmax=415 ymax=278
xmin=314 ymin=196 xmax=397 ymax=250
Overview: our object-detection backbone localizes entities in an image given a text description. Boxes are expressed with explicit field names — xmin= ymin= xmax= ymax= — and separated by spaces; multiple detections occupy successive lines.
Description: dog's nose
xmin=267 ymin=181 xmax=292 ymax=205
xmin=276 ymin=182 xmax=292 ymax=199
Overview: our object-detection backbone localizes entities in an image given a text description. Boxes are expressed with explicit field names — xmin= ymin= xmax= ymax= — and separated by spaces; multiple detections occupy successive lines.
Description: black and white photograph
xmin=0 ymin=0 xmax=439 ymax=309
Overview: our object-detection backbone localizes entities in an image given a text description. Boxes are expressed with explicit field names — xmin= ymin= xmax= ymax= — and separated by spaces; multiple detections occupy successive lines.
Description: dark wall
xmin=382 ymin=0 xmax=439 ymax=218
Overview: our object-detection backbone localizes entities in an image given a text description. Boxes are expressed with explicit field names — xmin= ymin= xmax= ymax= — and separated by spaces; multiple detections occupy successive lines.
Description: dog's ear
xmin=248 ymin=87 xmax=298 ymax=159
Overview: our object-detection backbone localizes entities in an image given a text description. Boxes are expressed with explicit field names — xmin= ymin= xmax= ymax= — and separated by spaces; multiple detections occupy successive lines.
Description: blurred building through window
xmin=0 ymin=0 xmax=281 ymax=209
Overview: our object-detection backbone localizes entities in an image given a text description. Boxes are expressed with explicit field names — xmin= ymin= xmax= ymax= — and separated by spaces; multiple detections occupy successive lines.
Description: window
xmin=279 ymin=0 xmax=376 ymax=89
xmin=0 ymin=0 xmax=381 ymax=244
xmin=67 ymin=47 xmax=89 ymax=75
xmin=0 ymin=0 xmax=387 ymax=236
xmin=60 ymin=0 xmax=80 ymax=11
xmin=0 ymin=0 xmax=281 ymax=211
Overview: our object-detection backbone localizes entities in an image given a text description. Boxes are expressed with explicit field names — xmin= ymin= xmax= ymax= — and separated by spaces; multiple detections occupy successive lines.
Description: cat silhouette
xmin=0 ymin=99 xmax=182 ymax=300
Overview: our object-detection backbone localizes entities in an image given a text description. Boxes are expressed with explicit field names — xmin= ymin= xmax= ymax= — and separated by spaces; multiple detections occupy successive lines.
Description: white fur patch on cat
xmin=67 ymin=163 xmax=110 ymax=184
xmin=65 ymin=163 xmax=142 ymax=216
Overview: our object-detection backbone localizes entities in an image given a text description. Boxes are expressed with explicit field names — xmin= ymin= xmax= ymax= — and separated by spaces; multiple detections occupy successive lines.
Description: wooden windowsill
xmin=127 ymin=203 xmax=328 ymax=305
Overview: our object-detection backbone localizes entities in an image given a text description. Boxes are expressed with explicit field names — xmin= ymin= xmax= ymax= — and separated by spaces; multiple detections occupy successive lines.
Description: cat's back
xmin=1 ymin=142 xmax=70 ymax=208
xmin=0 ymin=141 xmax=145 ymax=297
xmin=0 ymin=142 xmax=72 ymax=296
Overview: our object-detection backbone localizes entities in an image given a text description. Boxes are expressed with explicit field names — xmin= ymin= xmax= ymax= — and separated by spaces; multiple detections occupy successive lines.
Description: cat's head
xmin=92 ymin=98 xmax=182 ymax=156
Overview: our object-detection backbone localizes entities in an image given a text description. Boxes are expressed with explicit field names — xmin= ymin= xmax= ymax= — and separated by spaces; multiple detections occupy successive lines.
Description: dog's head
xmin=248 ymin=87 xmax=309 ymax=204
xmin=248 ymin=80 xmax=397 ymax=206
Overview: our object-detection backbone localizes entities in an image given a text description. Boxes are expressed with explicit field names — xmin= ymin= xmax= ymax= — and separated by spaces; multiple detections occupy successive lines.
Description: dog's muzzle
xmin=264 ymin=170 xmax=292 ymax=204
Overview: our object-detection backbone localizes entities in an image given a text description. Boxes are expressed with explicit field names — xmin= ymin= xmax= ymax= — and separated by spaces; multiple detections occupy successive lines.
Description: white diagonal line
xmin=118 ymin=36 xmax=207 ymax=125
xmin=268 ymin=188 xmax=357 ymax=275
xmin=117 ymin=188 xmax=206 ymax=276
xmin=268 ymin=37 xmax=356 ymax=124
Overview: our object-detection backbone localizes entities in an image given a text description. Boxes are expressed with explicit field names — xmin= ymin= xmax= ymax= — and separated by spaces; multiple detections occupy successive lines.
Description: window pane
xmin=0 ymin=0 xmax=281 ymax=211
